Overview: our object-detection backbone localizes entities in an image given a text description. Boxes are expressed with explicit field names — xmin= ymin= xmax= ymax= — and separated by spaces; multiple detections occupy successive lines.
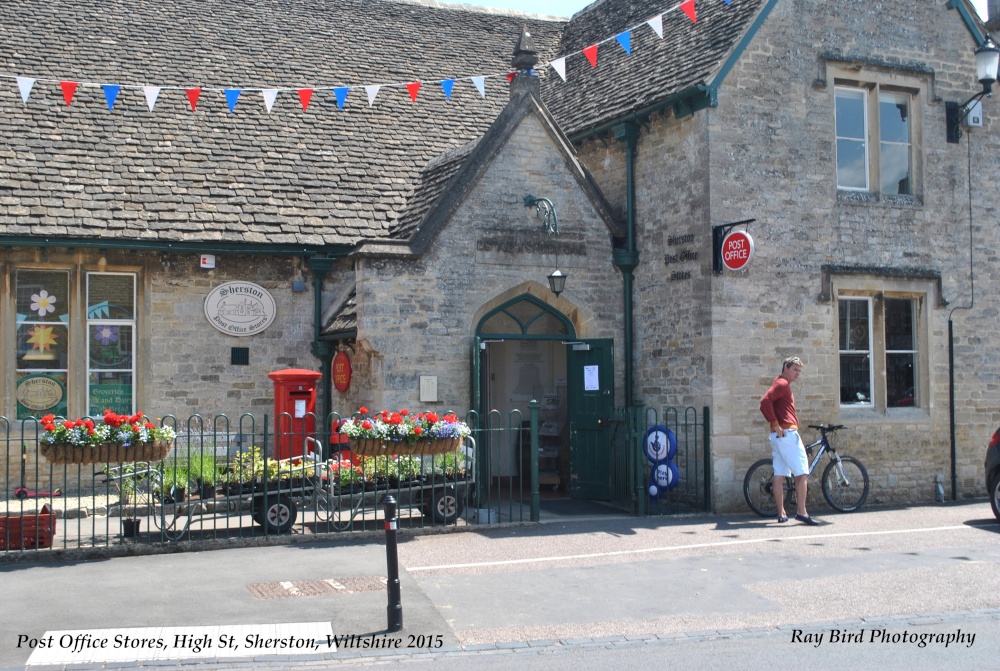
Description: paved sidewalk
xmin=2 ymin=501 xmax=998 ymax=670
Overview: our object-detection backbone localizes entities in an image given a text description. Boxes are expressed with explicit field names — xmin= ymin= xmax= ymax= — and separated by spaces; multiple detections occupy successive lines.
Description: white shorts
xmin=770 ymin=429 xmax=809 ymax=477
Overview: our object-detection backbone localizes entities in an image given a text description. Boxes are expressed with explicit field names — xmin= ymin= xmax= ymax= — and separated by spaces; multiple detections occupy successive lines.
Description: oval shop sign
xmin=204 ymin=281 xmax=277 ymax=337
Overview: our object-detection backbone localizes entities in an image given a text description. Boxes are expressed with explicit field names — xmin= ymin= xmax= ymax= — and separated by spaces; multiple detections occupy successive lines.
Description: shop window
xmin=835 ymin=85 xmax=914 ymax=195
xmin=838 ymin=295 xmax=919 ymax=410
xmin=12 ymin=268 xmax=136 ymax=420
xmin=15 ymin=270 xmax=70 ymax=419
xmin=87 ymin=273 xmax=136 ymax=415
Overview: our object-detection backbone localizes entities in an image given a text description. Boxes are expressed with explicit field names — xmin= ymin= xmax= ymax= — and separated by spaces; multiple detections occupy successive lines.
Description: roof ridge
xmin=392 ymin=0 xmax=571 ymax=22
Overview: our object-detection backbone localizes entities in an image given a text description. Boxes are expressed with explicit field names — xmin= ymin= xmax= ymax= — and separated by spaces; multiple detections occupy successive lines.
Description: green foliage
xmin=187 ymin=452 xmax=219 ymax=485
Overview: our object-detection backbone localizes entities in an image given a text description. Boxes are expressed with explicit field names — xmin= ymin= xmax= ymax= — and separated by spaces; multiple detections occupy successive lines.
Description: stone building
xmin=1 ymin=0 xmax=997 ymax=511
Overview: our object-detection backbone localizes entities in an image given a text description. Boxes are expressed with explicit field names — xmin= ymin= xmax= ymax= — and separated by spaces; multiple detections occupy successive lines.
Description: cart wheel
xmin=261 ymin=495 xmax=297 ymax=534
xmin=427 ymin=487 xmax=464 ymax=525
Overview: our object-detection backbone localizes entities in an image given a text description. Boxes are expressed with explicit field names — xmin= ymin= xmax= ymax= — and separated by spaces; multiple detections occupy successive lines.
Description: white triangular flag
xmin=143 ymin=86 xmax=161 ymax=111
xmin=365 ymin=85 xmax=381 ymax=107
xmin=16 ymin=77 xmax=35 ymax=103
xmin=262 ymin=89 xmax=278 ymax=113
xmin=471 ymin=76 xmax=486 ymax=98
xmin=647 ymin=14 xmax=664 ymax=39
xmin=550 ymin=58 xmax=567 ymax=82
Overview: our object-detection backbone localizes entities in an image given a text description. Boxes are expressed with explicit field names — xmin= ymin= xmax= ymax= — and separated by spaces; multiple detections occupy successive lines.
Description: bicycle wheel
xmin=821 ymin=455 xmax=870 ymax=512
xmin=743 ymin=459 xmax=793 ymax=517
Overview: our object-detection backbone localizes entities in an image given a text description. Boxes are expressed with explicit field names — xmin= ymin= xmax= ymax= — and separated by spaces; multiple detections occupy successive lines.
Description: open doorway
xmin=482 ymin=339 xmax=569 ymax=494
xmin=475 ymin=293 xmax=616 ymax=503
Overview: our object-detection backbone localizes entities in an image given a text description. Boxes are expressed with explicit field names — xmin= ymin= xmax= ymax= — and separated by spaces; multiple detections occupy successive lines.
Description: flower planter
xmin=0 ymin=505 xmax=56 ymax=550
xmin=39 ymin=439 xmax=173 ymax=465
xmin=348 ymin=437 xmax=461 ymax=456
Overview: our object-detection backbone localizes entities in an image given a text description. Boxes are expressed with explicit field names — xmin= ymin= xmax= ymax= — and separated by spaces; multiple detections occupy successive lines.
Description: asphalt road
xmin=2 ymin=500 xmax=998 ymax=670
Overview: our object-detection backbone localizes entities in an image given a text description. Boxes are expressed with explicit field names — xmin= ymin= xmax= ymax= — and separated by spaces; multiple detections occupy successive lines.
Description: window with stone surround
xmin=838 ymin=293 xmax=922 ymax=411
xmin=11 ymin=267 xmax=137 ymax=419
xmin=831 ymin=59 xmax=926 ymax=199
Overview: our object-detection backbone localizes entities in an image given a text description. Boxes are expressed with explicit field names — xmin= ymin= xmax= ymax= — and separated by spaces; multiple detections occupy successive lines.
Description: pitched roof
xmin=542 ymin=0 xmax=768 ymax=137
xmin=0 ymin=0 xmax=769 ymax=249
xmin=0 ymin=0 xmax=564 ymax=248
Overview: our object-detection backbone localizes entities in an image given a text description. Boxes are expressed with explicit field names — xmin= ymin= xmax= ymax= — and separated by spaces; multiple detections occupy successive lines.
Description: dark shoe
xmin=795 ymin=514 xmax=820 ymax=526
xmin=777 ymin=516 xmax=789 ymax=523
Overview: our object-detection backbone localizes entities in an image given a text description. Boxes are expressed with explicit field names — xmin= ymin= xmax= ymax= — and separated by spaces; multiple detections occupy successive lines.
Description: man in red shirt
xmin=759 ymin=356 xmax=819 ymax=525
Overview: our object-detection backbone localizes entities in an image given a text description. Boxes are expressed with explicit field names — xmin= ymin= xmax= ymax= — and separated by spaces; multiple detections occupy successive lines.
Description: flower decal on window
xmin=31 ymin=290 xmax=57 ymax=317
xmin=93 ymin=325 xmax=120 ymax=346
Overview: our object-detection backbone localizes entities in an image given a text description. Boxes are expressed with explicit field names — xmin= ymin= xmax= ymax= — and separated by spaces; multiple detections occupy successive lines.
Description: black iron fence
xmin=606 ymin=405 xmax=711 ymax=515
xmin=2 ymin=405 xmax=711 ymax=556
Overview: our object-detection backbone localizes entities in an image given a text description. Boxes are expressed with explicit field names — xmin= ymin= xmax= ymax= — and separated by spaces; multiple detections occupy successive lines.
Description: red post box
xmin=268 ymin=368 xmax=322 ymax=460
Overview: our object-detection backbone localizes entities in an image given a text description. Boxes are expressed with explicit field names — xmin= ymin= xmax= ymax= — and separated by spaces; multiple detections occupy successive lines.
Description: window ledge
xmin=839 ymin=406 xmax=930 ymax=423
xmin=836 ymin=190 xmax=922 ymax=207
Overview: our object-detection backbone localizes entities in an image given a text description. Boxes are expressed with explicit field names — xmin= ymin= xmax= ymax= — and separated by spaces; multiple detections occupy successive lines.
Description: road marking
xmin=25 ymin=622 xmax=335 ymax=666
xmin=407 ymin=525 xmax=975 ymax=571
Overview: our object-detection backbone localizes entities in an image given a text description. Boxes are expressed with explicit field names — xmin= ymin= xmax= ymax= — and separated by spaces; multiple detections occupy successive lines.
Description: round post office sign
xmin=204 ymin=281 xmax=277 ymax=336
xmin=721 ymin=230 xmax=754 ymax=272
xmin=333 ymin=351 xmax=352 ymax=392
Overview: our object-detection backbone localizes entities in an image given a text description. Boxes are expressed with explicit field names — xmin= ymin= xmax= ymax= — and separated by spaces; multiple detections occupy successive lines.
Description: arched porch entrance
xmin=473 ymin=290 xmax=614 ymax=501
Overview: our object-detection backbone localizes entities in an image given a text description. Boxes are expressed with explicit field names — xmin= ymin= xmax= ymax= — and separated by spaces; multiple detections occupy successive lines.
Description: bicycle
xmin=743 ymin=424 xmax=870 ymax=516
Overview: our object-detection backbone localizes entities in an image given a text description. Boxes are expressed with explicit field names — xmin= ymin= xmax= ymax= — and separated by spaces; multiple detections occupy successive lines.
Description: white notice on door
xmin=584 ymin=365 xmax=599 ymax=391
xmin=294 ymin=399 xmax=307 ymax=418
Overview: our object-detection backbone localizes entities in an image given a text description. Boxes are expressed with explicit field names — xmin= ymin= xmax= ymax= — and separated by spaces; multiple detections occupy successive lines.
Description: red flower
xmin=361 ymin=420 xmax=373 ymax=430
xmin=63 ymin=420 xmax=76 ymax=429
xmin=414 ymin=427 xmax=423 ymax=435
xmin=388 ymin=413 xmax=403 ymax=425
xmin=41 ymin=414 xmax=55 ymax=424
xmin=84 ymin=419 xmax=95 ymax=430
xmin=426 ymin=412 xmax=439 ymax=424
xmin=400 ymin=409 xmax=409 ymax=416
xmin=44 ymin=423 xmax=56 ymax=432
xmin=87 ymin=428 xmax=95 ymax=435
xmin=359 ymin=406 xmax=369 ymax=415
xmin=144 ymin=422 xmax=155 ymax=430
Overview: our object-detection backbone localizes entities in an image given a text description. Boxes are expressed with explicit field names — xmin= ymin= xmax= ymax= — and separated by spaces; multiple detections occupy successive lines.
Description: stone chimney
xmin=987 ymin=0 xmax=1000 ymax=33
xmin=510 ymin=26 xmax=540 ymax=97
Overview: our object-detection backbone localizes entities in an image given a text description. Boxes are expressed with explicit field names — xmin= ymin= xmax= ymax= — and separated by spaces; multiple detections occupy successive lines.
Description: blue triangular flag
xmin=333 ymin=87 xmax=349 ymax=110
xmin=102 ymin=85 xmax=121 ymax=111
xmin=616 ymin=31 xmax=632 ymax=55
xmin=224 ymin=89 xmax=241 ymax=113
xmin=441 ymin=79 xmax=455 ymax=100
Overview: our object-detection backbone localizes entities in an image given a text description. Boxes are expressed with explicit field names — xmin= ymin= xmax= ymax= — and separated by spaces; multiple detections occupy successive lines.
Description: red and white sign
xmin=332 ymin=351 xmax=352 ymax=393
xmin=721 ymin=231 xmax=754 ymax=271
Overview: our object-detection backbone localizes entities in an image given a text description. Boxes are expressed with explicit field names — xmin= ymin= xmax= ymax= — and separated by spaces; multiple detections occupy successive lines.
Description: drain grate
xmin=247 ymin=576 xmax=387 ymax=600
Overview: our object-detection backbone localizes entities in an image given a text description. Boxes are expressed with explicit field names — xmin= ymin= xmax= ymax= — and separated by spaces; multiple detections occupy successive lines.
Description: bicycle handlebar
xmin=806 ymin=424 xmax=847 ymax=432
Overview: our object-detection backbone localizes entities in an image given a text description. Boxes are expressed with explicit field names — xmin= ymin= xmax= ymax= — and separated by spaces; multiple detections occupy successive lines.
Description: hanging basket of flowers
xmin=339 ymin=408 xmax=470 ymax=456
xmin=37 ymin=411 xmax=177 ymax=465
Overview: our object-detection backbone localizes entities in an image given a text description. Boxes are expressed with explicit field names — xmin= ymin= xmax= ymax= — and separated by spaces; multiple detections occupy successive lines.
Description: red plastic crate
xmin=0 ymin=504 xmax=56 ymax=550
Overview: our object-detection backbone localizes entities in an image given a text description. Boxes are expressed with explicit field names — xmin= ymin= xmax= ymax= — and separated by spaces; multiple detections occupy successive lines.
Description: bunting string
xmin=2 ymin=0 xmax=725 ymax=113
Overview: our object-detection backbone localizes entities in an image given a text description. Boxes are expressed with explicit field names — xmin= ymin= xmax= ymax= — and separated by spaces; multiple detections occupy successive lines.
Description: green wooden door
xmin=567 ymin=339 xmax=614 ymax=500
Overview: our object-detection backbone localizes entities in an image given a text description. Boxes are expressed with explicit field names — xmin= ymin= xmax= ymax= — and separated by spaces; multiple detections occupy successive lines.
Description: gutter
xmin=0 ymin=235 xmax=351 ymax=257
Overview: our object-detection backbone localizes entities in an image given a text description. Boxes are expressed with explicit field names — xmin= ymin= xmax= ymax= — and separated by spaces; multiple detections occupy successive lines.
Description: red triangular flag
xmin=298 ymin=88 xmax=314 ymax=111
xmin=583 ymin=44 xmax=598 ymax=68
xmin=185 ymin=88 xmax=202 ymax=112
xmin=681 ymin=0 xmax=697 ymax=23
xmin=506 ymin=72 xmax=516 ymax=83
xmin=59 ymin=81 xmax=78 ymax=106
xmin=406 ymin=82 xmax=421 ymax=102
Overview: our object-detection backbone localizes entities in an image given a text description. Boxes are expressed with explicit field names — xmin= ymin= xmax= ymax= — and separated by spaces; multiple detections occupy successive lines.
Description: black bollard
xmin=383 ymin=495 xmax=403 ymax=632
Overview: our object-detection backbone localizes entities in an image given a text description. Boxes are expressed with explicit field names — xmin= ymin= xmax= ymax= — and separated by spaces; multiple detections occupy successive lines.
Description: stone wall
xmin=354 ymin=111 xmax=625 ymax=413
xmin=573 ymin=0 xmax=1000 ymax=511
